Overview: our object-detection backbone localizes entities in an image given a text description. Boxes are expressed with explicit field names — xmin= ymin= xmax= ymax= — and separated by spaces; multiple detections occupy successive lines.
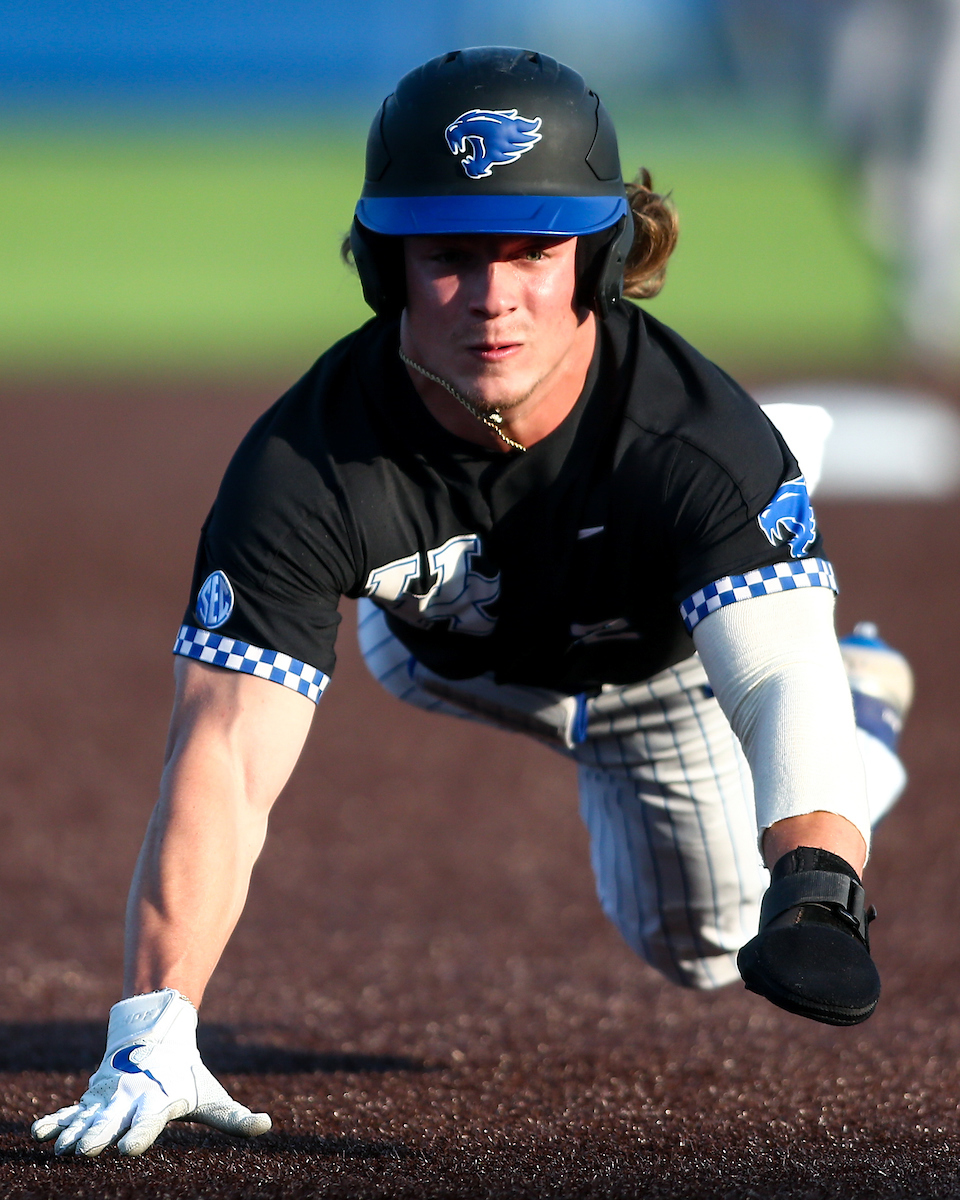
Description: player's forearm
xmin=692 ymin=586 xmax=870 ymax=858
xmin=123 ymin=750 xmax=269 ymax=1005
xmin=123 ymin=659 xmax=315 ymax=1005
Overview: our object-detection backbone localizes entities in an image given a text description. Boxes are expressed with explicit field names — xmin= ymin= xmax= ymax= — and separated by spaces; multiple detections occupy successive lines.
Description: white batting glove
xmin=31 ymin=988 xmax=271 ymax=1157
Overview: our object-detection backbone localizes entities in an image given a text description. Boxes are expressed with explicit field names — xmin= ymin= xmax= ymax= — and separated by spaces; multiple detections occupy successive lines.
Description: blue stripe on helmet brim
xmin=355 ymin=194 xmax=628 ymax=237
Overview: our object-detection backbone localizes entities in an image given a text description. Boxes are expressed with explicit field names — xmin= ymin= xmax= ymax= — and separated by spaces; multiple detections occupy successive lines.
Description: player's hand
xmin=31 ymin=988 xmax=271 ymax=1157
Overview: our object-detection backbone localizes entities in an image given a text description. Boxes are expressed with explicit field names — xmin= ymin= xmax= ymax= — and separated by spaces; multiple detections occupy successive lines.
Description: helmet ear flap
xmin=575 ymin=213 xmax=634 ymax=319
xmin=350 ymin=219 xmax=406 ymax=317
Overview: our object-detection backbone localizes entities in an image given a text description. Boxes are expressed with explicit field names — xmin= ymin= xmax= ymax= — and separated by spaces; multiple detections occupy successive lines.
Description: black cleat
xmin=737 ymin=846 xmax=879 ymax=1026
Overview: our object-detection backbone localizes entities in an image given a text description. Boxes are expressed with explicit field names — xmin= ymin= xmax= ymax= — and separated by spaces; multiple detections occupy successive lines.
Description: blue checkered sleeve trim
xmin=679 ymin=557 xmax=838 ymax=634
xmin=173 ymin=625 xmax=330 ymax=704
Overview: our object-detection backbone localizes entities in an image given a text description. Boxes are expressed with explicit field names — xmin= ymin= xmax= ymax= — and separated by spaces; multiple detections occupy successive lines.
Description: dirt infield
xmin=0 ymin=378 xmax=958 ymax=1199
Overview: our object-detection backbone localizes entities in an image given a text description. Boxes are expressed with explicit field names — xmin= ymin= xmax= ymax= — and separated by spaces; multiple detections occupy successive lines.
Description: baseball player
xmin=33 ymin=48 xmax=912 ymax=1158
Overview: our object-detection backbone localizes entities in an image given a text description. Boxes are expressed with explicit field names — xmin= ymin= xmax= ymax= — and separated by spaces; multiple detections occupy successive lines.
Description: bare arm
xmin=124 ymin=657 xmax=316 ymax=1005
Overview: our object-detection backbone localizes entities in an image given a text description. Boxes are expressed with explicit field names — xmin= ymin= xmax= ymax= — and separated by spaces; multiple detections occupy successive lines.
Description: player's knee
xmin=664 ymin=953 xmax=742 ymax=991
xmin=604 ymin=910 xmax=745 ymax=991
xmin=641 ymin=938 xmax=742 ymax=991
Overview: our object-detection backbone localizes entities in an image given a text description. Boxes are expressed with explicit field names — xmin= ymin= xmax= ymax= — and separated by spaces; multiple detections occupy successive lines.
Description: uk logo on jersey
xmin=758 ymin=475 xmax=817 ymax=558
xmin=363 ymin=534 xmax=500 ymax=635
xmin=445 ymin=109 xmax=543 ymax=179
xmin=196 ymin=569 xmax=234 ymax=629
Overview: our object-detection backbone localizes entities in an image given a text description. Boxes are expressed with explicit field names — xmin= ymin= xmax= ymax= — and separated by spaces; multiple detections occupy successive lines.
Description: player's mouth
xmin=466 ymin=341 xmax=523 ymax=363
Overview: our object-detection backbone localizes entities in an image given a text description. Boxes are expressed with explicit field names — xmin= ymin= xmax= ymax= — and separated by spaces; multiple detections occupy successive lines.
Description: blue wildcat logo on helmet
xmin=444 ymin=109 xmax=543 ymax=179
xmin=758 ymin=475 xmax=817 ymax=558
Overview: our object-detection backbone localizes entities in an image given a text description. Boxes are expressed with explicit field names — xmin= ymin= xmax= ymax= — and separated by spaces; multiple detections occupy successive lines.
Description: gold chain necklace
xmin=398 ymin=349 xmax=526 ymax=453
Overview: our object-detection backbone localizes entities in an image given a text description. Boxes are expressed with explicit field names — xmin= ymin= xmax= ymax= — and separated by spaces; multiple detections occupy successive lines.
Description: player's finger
xmin=32 ymin=1105 xmax=82 ymax=1142
xmin=117 ymin=1100 xmax=190 ymax=1158
xmin=74 ymin=1102 xmax=136 ymax=1158
xmin=193 ymin=1099 xmax=271 ymax=1138
xmin=115 ymin=1115 xmax=166 ymax=1158
xmin=53 ymin=1106 xmax=102 ymax=1156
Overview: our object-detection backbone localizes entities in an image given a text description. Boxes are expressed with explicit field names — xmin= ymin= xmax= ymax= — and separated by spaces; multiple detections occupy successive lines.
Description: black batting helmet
xmin=350 ymin=47 xmax=633 ymax=319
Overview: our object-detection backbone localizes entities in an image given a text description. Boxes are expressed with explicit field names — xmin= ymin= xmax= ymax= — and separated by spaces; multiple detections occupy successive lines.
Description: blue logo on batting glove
xmin=758 ymin=475 xmax=817 ymax=558
xmin=111 ymin=1044 xmax=169 ymax=1096
xmin=196 ymin=569 xmax=234 ymax=629
xmin=445 ymin=109 xmax=542 ymax=179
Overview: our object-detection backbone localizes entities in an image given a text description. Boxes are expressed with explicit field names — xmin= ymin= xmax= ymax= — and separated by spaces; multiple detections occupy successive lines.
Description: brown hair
xmin=622 ymin=168 xmax=679 ymax=300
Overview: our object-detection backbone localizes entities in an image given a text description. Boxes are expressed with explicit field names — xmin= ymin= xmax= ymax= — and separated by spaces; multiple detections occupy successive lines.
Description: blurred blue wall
xmin=0 ymin=0 xmax=779 ymax=112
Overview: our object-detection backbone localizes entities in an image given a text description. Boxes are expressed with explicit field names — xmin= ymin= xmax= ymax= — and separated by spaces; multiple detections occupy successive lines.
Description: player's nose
xmin=466 ymin=259 xmax=519 ymax=319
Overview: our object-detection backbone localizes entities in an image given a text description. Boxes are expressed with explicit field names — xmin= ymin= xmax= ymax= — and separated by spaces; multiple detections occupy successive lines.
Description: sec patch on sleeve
xmin=757 ymin=475 xmax=816 ymax=559
xmin=196 ymin=570 xmax=235 ymax=630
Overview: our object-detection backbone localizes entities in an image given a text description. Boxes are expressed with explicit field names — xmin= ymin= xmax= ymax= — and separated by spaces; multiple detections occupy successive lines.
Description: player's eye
xmin=431 ymin=249 xmax=469 ymax=266
xmin=523 ymin=247 xmax=544 ymax=261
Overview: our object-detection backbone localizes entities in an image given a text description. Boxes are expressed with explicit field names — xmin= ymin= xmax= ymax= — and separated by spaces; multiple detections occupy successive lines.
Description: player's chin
xmin=467 ymin=384 xmax=534 ymax=415
xmin=456 ymin=365 xmax=538 ymax=411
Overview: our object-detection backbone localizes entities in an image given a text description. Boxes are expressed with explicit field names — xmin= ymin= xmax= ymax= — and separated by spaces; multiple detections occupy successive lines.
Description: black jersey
xmin=177 ymin=304 xmax=832 ymax=698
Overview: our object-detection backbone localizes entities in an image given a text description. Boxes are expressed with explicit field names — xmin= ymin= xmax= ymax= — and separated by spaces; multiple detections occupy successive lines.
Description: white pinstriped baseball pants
xmin=356 ymin=407 xmax=909 ymax=989
xmin=357 ymin=598 xmax=765 ymax=990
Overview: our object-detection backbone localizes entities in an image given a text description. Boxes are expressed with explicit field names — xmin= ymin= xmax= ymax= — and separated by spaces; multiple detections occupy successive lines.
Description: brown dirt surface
xmin=0 ymin=378 xmax=958 ymax=1199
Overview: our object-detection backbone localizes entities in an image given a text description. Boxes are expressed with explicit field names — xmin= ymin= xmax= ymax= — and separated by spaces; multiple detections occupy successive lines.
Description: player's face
xmin=401 ymin=233 xmax=590 ymax=413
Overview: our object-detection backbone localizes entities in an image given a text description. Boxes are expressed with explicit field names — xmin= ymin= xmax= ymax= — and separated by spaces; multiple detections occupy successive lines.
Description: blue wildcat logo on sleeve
xmin=445 ymin=109 xmax=543 ymax=179
xmin=758 ymin=475 xmax=817 ymax=558
xmin=196 ymin=569 xmax=235 ymax=629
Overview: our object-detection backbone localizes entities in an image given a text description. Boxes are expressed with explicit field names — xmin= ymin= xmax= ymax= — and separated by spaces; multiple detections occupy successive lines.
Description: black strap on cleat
xmin=759 ymin=869 xmax=874 ymax=946
xmin=737 ymin=847 xmax=881 ymax=1026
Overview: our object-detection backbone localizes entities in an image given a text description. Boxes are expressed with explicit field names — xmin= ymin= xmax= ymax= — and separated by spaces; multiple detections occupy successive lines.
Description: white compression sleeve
xmin=691 ymin=586 xmax=871 ymax=855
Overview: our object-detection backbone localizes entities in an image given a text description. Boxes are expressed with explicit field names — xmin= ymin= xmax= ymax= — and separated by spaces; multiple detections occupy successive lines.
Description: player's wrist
xmin=106 ymin=988 xmax=200 ymax=1058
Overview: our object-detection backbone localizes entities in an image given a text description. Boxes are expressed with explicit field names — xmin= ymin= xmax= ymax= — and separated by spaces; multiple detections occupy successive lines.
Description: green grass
xmin=0 ymin=121 xmax=894 ymax=377
xmin=622 ymin=138 xmax=894 ymax=370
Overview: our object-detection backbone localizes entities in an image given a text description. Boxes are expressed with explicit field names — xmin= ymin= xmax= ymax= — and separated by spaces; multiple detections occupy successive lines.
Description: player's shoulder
xmin=248 ymin=317 xmax=391 ymax=442
xmin=228 ymin=317 xmax=394 ymax=468
xmin=214 ymin=316 xmax=396 ymax=526
xmin=611 ymin=305 xmax=788 ymax=483
xmin=617 ymin=306 xmax=776 ymax=441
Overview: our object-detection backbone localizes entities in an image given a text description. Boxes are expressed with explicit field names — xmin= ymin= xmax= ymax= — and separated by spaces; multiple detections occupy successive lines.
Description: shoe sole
xmin=738 ymin=951 xmax=879 ymax=1027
